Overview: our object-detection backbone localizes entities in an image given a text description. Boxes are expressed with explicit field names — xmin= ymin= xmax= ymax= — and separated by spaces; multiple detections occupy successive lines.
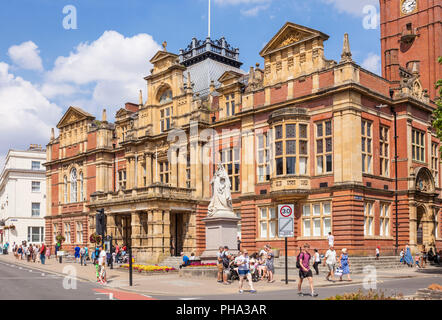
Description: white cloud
xmin=321 ymin=0 xmax=378 ymax=17
xmin=8 ymin=41 xmax=44 ymax=71
xmin=0 ymin=62 xmax=62 ymax=157
xmin=362 ymin=53 xmax=381 ymax=75
xmin=240 ymin=4 xmax=270 ymax=16
xmin=43 ymin=30 xmax=161 ymax=117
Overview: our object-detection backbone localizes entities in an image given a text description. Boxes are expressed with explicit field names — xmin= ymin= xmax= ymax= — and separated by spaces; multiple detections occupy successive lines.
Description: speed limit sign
xmin=278 ymin=204 xmax=294 ymax=237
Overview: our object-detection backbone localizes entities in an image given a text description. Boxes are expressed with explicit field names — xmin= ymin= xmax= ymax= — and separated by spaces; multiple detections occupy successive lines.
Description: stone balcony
xmin=89 ymin=184 xmax=195 ymax=206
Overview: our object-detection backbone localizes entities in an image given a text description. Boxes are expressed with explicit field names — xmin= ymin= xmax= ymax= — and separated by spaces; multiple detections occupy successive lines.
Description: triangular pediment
xmin=218 ymin=70 xmax=244 ymax=84
xmin=260 ymin=22 xmax=329 ymax=57
xmin=149 ymin=50 xmax=179 ymax=64
xmin=115 ymin=108 xmax=133 ymax=119
xmin=57 ymin=106 xmax=94 ymax=129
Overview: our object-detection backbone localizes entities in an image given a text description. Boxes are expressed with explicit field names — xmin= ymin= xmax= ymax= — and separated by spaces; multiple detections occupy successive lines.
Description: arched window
xmin=79 ymin=172 xmax=84 ymax=201
xmin=70 ymin=168 xmax=77 ymax=203
xmin=63 ymin=176 xmax=68 ymax=203
xmin=159 ymin=89 xmax=172 ymax=104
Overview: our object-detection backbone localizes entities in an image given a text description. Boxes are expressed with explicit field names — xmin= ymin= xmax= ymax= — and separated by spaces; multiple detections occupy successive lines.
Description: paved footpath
xmin=0 ymin=253 xmax=440 ymax=299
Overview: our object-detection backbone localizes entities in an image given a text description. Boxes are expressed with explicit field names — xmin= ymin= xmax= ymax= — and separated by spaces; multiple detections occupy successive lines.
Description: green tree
xmin=432 ymin=57 xmax=442 ymax=139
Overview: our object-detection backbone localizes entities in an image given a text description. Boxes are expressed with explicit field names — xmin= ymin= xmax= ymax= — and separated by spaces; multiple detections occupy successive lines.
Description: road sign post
xmin=278 ymin=204 xmax=294 ymax=285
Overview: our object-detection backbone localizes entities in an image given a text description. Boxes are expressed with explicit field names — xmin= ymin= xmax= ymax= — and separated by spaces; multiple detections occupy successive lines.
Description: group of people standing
xmin=11 ymin=242 xmax=49 ymax=264
xmin=215 ymin=244 xmax=277 ymax=294
xmin=400 ymin=244 xmax=441 ymax=268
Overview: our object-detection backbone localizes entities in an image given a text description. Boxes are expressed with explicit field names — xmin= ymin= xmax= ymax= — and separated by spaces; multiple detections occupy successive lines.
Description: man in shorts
xmin=297 ymin=244 xmax=318 ymax=297
xmin=234 ymin=250 xmax=256 ymax=294
xmin=216 ymin=246 xmax=224 ymax=283
xmin=324 ymin=245 xmax=337 ymax=281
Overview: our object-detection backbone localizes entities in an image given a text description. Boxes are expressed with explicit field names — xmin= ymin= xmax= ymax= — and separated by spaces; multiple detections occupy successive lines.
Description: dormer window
xmin=159 ymin=89 xmax=172 ymax=105
xmin=226 ymin=94 xmax=235 ymax=116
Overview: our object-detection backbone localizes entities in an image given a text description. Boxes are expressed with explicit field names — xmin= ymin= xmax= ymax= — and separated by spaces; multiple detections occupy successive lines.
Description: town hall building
xmin=44 ymin=0 xmax=441 ymax=262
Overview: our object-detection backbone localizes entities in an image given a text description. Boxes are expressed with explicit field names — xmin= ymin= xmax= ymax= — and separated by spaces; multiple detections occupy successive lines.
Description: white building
xmin=0 ymin=145 xmax=46 ymax=246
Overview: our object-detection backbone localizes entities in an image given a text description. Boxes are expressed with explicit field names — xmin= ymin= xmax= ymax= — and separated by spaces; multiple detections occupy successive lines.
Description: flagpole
xmin=208 ymin=0 xmax=211 ymax=38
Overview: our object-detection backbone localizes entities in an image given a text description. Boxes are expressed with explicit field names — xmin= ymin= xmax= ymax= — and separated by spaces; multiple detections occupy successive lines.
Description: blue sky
xmin=0 ymin=0 xmax=381 ymax=164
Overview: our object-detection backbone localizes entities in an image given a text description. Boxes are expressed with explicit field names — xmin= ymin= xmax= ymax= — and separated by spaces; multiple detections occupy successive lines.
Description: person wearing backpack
xmin=222 ymin=246 xmax=232 ymax=285
xmin=297 ymin=244 xmax=318 ymax=297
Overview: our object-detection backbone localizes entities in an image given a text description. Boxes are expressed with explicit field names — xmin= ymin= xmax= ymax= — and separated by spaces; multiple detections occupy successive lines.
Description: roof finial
xmin=139 ymin=89 xmax=143 ymax=106
xmin=162 ymin=41 xmax=167 ymax=51
xmin=102 ymin=108 xmax=107 ymax=122
xmin=340 ymin=33 xmax=352 ymax=63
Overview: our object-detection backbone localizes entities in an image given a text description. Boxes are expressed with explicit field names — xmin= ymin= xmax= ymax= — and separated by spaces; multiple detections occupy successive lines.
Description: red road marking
xmin=93 ymin=288 xmax=156 ymax=300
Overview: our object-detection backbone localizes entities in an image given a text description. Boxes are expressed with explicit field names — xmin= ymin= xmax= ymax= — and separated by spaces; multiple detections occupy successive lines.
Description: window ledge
xmin=364 ymin=236 xmax=394 ymax=240
xmin=255 ymin=237 xmax=286 ymax=242
xmin=296 ymin=236 xmax=327 ymax=240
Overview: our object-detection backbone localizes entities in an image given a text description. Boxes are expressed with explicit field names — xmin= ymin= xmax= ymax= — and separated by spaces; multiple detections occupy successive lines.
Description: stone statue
xmin=207 ymin=164 xmax=233 ymax=217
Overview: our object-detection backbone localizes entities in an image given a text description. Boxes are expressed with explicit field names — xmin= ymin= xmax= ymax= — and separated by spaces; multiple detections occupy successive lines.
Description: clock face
xmin=402 ymin=0 xmax=417 ymax=14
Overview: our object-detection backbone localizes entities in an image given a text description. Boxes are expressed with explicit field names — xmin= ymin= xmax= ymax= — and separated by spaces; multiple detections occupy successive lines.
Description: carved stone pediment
xmin=57 ymin=106 xmax=94 ymax=129
xmin=259 ymin=22 xmax=329 ymax=57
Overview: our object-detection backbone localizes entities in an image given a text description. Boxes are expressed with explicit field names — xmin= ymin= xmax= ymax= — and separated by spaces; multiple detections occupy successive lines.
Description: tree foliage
xmin=432 ymin=57 xmax=442 ymax=140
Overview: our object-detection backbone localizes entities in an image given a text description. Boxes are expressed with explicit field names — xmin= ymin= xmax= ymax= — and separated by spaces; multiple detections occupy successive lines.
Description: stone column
xmin=131 ymin=211 xmax=141 ymax=250
xmin=145 ymin=153 xmax=152 ymax=186
xmin=409 ymin=202 xmax=417 ymax=253
xmin=170 ymin=150 xmax=178 ymax=187
xmin=163 ymin=210 xmax=171 ymax=255
xmin=178 ymin=149 xmax=187 ymax=189
xmin=152 ymin=210 xmax=163 ymax=259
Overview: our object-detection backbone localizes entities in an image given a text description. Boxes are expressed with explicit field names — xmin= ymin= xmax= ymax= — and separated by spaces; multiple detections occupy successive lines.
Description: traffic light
xmin=96 ymin=209 xmax=106 ymax=235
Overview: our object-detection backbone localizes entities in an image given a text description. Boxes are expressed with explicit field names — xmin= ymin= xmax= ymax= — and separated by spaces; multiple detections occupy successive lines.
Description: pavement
xmin=0 ymin=253 xmax=440 ymax=299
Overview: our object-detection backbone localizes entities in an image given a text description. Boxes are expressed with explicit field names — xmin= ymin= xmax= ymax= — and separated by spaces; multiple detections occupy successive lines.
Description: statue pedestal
xmin=200 ymin=215 xmax=240 ymax=263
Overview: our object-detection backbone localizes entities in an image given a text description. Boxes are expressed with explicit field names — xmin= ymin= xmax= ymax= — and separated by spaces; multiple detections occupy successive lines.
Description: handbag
xmin=335 ymin=267 xmax=343 ymax=277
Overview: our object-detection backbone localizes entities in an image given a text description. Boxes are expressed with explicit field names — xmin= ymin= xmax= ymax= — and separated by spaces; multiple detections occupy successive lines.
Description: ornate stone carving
xmin=278 ymin=32 xmax=303 ymax=48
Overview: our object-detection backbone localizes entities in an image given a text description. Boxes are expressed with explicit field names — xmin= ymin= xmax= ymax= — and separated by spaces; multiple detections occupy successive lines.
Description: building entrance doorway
xmin=417 ymin=207 xmax=425 ymax=246
xmin=170 ymin=213 xmax=184 ymax=257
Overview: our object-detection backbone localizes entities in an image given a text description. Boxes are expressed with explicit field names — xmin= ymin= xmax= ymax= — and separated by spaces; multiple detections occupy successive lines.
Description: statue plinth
xmin=200 ymin=214 xmax=240 ymax=263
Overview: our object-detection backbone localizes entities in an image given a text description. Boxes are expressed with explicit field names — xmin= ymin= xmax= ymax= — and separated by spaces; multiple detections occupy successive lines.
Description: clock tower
xmin=380 ymin=0 xmax=441 ymax=100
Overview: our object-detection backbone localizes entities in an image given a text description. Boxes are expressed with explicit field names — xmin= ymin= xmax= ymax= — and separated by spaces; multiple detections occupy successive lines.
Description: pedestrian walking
xmin=84 ymin=246 xmax=89 ymax=265
xmin=400 ymin=249 xmax=405 ymax=264
xmin=327 ymin=232 xmax=334 ymax=247
xmin=40 ymin=243 xmax=46 ymax=265
xmin=80 ymin=247 xmax=86 ymax=266
xmin=216 ymin=246 xmax=224 ymax=283
xmin=222 ymin=246 xmax=232 ymax=285
xmin=338 ymin=248 xmax=352 ymax=281
xmin=324 ymin=246 xmax=337 ymax=281
xmin=404 ymin=245 xmax=414 ymax=267
xmin=235 ymin=250 xmax=256 ymax=294
xmin=297 ymin=244 xmax=318 ymax=297
xmin=375 ymin=246 xmax=380 ymax=260
xmin=421 ymin=246 xmax=427 ymax=268
xmin=265 ymin=245 xmax=275 ymax=283
xmin=98 ymin=247 xmax=107 ymax=285
xmin=237 ymin=236 xmax=242 ymax=251
xmin=45 ymin=246 xmax=51 ymax=260
xmin=415 ymin=253 xmax=421 ymax=268
xmin=313 ymin=249 xmax=321 ymax=275
xmin=74 ymin=245 xmax=81 ymax=263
